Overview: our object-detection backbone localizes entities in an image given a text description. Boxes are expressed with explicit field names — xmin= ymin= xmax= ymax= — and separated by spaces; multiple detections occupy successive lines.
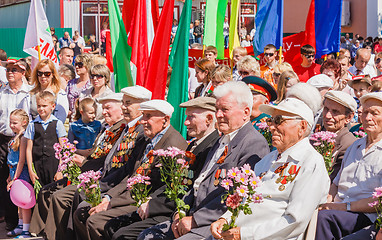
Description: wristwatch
xmin=346 ymin=201 xmax=351 ymax=211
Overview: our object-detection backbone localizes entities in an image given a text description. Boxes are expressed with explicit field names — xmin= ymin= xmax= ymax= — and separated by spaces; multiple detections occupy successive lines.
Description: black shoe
xmin=5 ymin=223 xmax=17 ymax=231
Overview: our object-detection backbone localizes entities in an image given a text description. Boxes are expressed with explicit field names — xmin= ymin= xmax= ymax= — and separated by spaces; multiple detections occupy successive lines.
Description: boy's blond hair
xmin=205 ymin=45 xmax=218 ymax=55
xmin=232 ymin=46 xmax=247 ymax=57
xmin=36 ymin=91 xmax=56 ymax=105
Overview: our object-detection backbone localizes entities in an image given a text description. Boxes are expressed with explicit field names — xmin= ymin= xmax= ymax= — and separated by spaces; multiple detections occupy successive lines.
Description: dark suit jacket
xmin=329 ymin=127 xmax=356 ymax=182
xmin=80 ymin=119 xmax=126 ymax=172
xmin=105 ymin=125 xmax=188 ymax=208
xmin=147 ymin=130 xmax=220 ymax=219
xmin=184 ymin=122 xmax=269 ymax=237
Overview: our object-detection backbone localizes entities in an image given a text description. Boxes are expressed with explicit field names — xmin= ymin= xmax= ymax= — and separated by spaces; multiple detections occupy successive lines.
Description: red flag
xmin=105 ymin=31 xmax=113 ymax=72
xmin=143 ymin=0 xmax=175 ymax=99
xmin=303 ymin=0 xmax=316 ymax=48
xmin=122 ymin=0 xmax=159 ymax=86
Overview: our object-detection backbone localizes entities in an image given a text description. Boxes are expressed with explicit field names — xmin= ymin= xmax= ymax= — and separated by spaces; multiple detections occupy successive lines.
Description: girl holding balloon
xmin=6 ymin=109 xmax=33 ymax=238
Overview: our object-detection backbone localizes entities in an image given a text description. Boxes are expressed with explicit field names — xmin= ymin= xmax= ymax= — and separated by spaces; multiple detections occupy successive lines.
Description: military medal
xmin=214 ymin=169 xmax=221 ymax=186
xmin=278 ymin=185 xmax=285 ymax=191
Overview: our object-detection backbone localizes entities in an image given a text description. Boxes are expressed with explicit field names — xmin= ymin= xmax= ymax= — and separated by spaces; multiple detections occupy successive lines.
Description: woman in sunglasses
xmin=66 ymin=53 xmax=92 ymax=121
xmin=29 ymin=59 xmax=69 ymax=123
xmin=78 ymin=64 xmax=113 ymax=120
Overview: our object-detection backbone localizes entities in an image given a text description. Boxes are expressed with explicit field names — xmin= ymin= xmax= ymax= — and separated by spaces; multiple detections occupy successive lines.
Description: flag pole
xmin=279 ymin=47 xmax=282 ymax=64
xmin=98 ymin=0 xmax=101 ymax=55
xmin=34 ymin=0 xmax=41 ymax=61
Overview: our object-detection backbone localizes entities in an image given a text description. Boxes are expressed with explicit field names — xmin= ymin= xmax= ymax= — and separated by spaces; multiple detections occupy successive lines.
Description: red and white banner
xmin=23 ymin=0 xmax=58 ymax=67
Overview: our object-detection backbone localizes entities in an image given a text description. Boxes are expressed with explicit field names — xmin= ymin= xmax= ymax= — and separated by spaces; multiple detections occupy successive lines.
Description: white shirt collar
xmin=128 ymin=115 xmax=142 ymax=128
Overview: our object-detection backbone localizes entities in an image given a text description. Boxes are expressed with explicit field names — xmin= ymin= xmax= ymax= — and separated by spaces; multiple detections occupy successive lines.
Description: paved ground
xmin=0 ymin=222 xmax=42 ymax=239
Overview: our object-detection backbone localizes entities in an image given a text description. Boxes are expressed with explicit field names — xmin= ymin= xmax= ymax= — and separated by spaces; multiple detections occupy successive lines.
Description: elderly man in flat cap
xmin=33 ymin=86 xmax=153 ymax=240
xmin=139 ymin=81 xmax=269 ymax=240
xmin=103 ymin=97 xmax=221 ymax=240
xmin=241 ymin=76 xmax=277 ymax=130
xmin=316 ymin=92 xmax=382 ymax=239
xmin=30 ymin=92 xmax=127 ymax=237
xmin=321 ymin=91 xmax=357 ymax=182
xmin=73 ymin=100 xmax=187 ymax=240
xmin=210 ymin=98 xmax=330 ymax=240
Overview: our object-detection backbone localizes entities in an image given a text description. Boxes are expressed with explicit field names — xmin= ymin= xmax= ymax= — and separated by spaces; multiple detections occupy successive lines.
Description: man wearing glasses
xmin=210 ymin=98 xmax=330 ymax=240
xmin=260 ymin=44 xmax=278 ymax=87
xmin=0 ymin=59 xmax=31 ymax=231
xmin=293 ymin=44 xmax=322 ymax=83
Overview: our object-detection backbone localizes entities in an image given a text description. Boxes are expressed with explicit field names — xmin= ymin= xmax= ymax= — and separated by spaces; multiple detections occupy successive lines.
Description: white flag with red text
xmin=23 ymin=0 xmax=58 ymax=66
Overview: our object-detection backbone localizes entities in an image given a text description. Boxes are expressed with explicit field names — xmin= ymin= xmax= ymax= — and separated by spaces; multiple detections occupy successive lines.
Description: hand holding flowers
xmin=77 ymin=170 xmax=102 ymax=207
xmin=126 ymin=174 xmax=151 ymax=207
xmin=220 ymin=164 xmax=263 ymax=231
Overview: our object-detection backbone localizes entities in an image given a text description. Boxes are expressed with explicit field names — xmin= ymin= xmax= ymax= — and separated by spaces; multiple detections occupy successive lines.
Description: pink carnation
xmin=226 ymin=193 xmax=242 ymax=210
xmin=256 ymin=122 xmax=269 ymax=130
xmin=372 ymin=187 xmax=382 ymax=199
xmin=369 ymin=201 xmax=379 ymax=208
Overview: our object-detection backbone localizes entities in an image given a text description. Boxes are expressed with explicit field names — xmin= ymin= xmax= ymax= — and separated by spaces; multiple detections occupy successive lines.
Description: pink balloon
xmin=10 ymin=179 xmax=36 ymax=209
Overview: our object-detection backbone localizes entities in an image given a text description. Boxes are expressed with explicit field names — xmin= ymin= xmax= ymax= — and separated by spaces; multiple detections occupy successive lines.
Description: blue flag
xmin=252 ymin=0 xmax=284 ymax=56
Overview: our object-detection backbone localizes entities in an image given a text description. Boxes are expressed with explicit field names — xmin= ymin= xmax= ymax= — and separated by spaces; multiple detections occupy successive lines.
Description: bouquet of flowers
xmin=220 ymin=164 xmax=263 ymax=231
xmin=126 ymin=174 xmax=151 ymax=207
xmin=310 ymin=131 xmax=337 ymax=174
xmin=256 ymin=122 xmax=272 ymax=148
xmin=353 ymin=130 xmax=366 ymax=138
xmin=369 ymin=187 xmax=382 ymax=230
xmin=54 ymin=138 xmax=81 ymax=185
xmin=153 ymin=147 xmax=191 ymax=219
xmin=77 ymin=170 xmax=102 ymax=207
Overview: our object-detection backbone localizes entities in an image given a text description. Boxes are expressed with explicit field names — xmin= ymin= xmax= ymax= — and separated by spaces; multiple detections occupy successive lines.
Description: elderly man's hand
xmin=88 ymin=197 xmax=111 ymax=215
xmin=318 ymin=202 xmax=346 ymax=211
xmin=137 ymin=200 xmax=150 ymax=220
xmin=211 ymin=218 xmax=228 ymax=239
xmin=221 ymin=227 xmax=241 ymax=240
xmin=177 ymin=216 xmax=197 ymax=236
xmin=171 ymin=214 xmax=181 ymax=238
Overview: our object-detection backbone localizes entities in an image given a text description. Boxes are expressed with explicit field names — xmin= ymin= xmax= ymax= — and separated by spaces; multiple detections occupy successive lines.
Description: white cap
xmin=324 ymin=90 xmax=357 ymax=113
xmin=360 ymin=92 xmax=382 ymax=105
xmin=139 ymin=100 xmax=174 ymax=117
xmin=307 ymin=74 xmax=334 ymax=89
xmin=120 ymin=85 xmax=152 ymax=101
xmin=259 ymin=98 xmax=314 ymax=128
xmin=97 ymin=92 xmax=123 ymax=102
xmin=286 ymin=83 xmax=322 ymax=114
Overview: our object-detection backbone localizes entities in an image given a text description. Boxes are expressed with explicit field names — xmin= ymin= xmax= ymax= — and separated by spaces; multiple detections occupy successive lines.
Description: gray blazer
xmin=184 ymin=122 xmax=270 ymax=237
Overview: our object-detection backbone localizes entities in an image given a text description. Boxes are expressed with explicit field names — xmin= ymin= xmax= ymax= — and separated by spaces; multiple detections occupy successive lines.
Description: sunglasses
xmin=6 ymin=68 xmax=23 ymax=73
xmin=376 ymin=58 xmax=381 ymax=64
xmin=239 ymin=71 xmax=250 ymax=76
xmin=75 ymin=62 xmax=84 ymax=68
xmin=266 ymin=115 xmax=303 ymax=126
xmin=90 ymin=74 xmax=105 ymax=79
xmin=264 ymin=53 xmax=274 ymax=57
xmin=304 ymin=54 xmax=315 ymax=59
xmin=37 ymin=71 xmax=52 ymax=77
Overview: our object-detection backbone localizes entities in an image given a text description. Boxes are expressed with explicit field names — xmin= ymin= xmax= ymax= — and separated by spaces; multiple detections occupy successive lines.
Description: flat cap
xmin=360 ymin=92 xmax=382 ymax=105
xmin=139 ymin=100 xmax=174 ymax=117
xmin=242 ymin=76 xmax=277 ymax=101
xmin=120 ymin=85 xmax=152 ymax=101
xmin=97 ymin=92 xmax=123 ymax=102
xmin=259 ymin=98 xmax=314 ymax=128
xmin=307 ymin=74 xmax=334 ymax=89
xmin=179 ymin=97 xmax=216 ymax=112
xmin=324 ymin=90 xmax=357 ymax=113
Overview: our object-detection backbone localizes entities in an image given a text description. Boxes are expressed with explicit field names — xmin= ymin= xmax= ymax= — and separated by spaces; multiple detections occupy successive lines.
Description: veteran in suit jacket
xmin=210 ymin=98 xmax=330 ymax=240
xmin=31 ymin=87 xmax=152 ymax=240
xmin=320 ymin=91 xmax=357 ymax=182
xmin=139 ymin=81 xmax=269 ymax=240
xmin=104 ymin=97 xmax=221 ymax=240
xmin=73 ymin=100 xmax=188 ymax=240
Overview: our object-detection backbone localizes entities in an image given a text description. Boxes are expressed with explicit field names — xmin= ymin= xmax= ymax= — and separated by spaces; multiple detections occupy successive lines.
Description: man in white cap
xmin=316 ymin=92 xmax=382 ymax=239
xmin=30 ymin=92 xmax=126 ymax=238
xmin=140 ymin=81 xmax=269 ymax=240
xmin=103 ymin=97 xmax=221 ymax=240
xmin=321 ymin=91 xmax=357 ymax=182
xmin=73 ymin=100 xmax=188 ymax=240
xmin=0 ymin=59 xmax=30 ymax=231
xmin=307 ymin=74 xmax=334 ymax=99
xmin=36 ymin=87 xmax=153 ymax=240
xmin=210 ymin=98 xmax=330 ymax=240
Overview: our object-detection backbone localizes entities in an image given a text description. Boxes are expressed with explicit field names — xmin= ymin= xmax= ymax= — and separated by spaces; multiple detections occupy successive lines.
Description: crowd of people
xmin=0 ymin=30 xmax=381 ymax=240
